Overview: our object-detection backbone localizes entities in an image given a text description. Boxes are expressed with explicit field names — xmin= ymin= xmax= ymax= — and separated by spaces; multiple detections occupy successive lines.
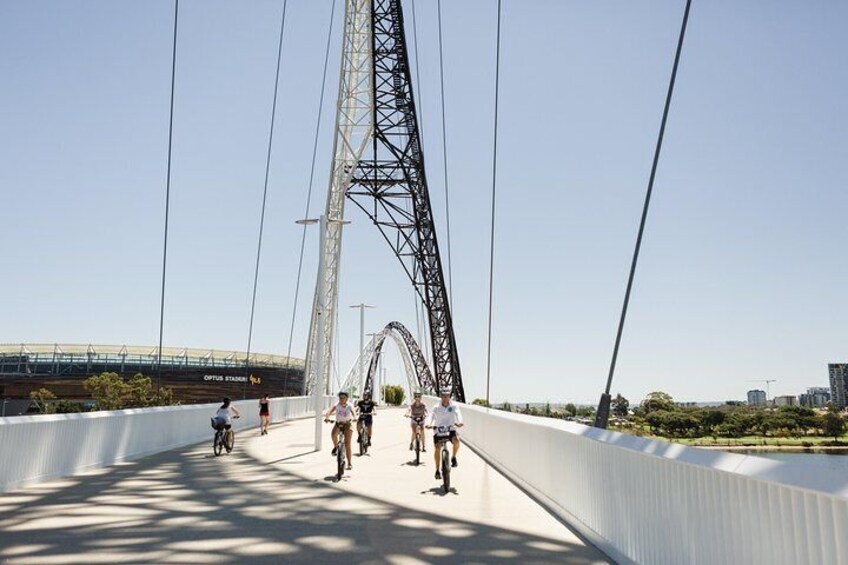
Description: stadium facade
xmin=0 ymin=344 xmax=305 ymax=415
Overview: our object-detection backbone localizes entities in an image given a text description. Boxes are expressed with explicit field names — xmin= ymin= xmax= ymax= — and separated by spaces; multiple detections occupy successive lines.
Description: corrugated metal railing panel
xmin=0 ymin=396 xmax=332 ymax=492
xmin=434 ymin=399 xmax=848 ymax=565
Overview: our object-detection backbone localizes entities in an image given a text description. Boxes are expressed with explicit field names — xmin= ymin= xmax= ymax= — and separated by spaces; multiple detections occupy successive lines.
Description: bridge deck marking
xmin=0 ymin=407 xmax=608 ymax=564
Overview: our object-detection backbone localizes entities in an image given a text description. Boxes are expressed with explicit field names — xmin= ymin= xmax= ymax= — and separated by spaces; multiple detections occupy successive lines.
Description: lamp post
xmin=298 ymin=215 xmax=350 ymax=451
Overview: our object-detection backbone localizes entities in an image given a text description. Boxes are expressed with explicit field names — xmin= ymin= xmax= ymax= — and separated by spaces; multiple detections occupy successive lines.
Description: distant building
xmin=747 ymin=390 xmax=767 ymax=406
xmin=829 ymin=364 xmax=848 ymax=410
xmin=773 ymin=395 xmax=797 ymax=407
xmin=799 ymin=387 xmax=831 ymax=408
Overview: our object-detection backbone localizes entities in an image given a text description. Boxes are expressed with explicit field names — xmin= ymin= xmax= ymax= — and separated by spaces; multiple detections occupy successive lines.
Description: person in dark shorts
xmin=259 ymin=394 xmax=270 ymax=435
xmin=405 ymin=391 xmax=428 ymax=451
xmin=426 ymin=388 xmax=464 ymax=480
xmin=356 ymin=393 xmax=377 ymax=446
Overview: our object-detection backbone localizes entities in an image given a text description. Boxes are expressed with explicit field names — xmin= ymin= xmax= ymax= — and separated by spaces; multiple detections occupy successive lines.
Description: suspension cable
xmin=436 ymin=0 xmax=453 ymax=308
xmin=244 ymin=0 xmax=289 ymax=399
xmin=282 ymin=0 xmax=338 ymax=396
xmin=597 ymin=0 xmax=692 ymax=428
xmin=484 ymin=0 xmax=503 ymax=406
xmin=156 ymin=0 xmax=179 ymax=396
xmin=409 ymin=0 xmax=425 ymax=136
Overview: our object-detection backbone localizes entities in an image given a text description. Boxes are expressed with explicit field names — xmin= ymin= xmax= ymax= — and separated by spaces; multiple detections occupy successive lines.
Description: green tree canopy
xmin=29 ymin=388 xmax=56 ymax=413
xmin=381 ymin=385 xmax=405 ymax=406
xmin=611 ymin=394 xmax=630 ymax=418
xmin=822 ymin=412 xmax=845 ymax=440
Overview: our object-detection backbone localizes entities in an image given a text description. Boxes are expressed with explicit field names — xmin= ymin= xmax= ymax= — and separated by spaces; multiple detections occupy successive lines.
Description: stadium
xmin=0 ymin=344 xmax=305 ymax=416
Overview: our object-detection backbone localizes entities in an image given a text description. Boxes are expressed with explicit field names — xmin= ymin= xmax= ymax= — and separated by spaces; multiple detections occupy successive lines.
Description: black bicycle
xmin=357 ymin=416 xmax=370 ymax=456
xmin=411 ymin=417 xmax=425 ymax=466
xmin=211 ymin=415 xmax=239 ymax=456
xmin=326 ymin=419 xmax=348 ymax=480
xmin=434 ymin=426 xmax=452 ymax=493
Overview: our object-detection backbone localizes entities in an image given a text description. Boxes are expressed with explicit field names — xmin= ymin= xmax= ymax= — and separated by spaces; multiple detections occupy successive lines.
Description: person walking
xmin=259 ymin=394 xmax=270 ymax=435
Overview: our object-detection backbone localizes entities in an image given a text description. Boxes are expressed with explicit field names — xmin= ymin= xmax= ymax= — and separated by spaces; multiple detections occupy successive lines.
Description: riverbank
xmin=696 ymin=444 xmax=848 ymax=453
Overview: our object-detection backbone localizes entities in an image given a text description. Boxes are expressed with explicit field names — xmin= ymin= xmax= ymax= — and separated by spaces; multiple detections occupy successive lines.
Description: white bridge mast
xmin=303 ymin=0 xmax=374 ymax=396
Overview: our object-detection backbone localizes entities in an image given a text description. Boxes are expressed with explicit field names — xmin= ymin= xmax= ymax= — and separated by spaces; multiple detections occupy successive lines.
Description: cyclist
xmin=324 ymin=391 xmax=355 ymax=470
xmin=404 ymin=391 xmax=428 ymax=452
xmin=426 ymin=388 xmax=464 ymax=480
xmin=356 ymin=392 xmax=377 ymax=447
xmin=212 ymin=397 xmax=241 ymax=440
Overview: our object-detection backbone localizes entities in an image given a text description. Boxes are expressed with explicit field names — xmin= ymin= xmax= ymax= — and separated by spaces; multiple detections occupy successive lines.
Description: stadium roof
xmin=0 ymin=344 xmax=304 ymax=369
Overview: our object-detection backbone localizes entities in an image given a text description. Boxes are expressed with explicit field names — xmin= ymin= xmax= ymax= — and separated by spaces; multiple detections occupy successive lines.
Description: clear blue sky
xmin=1 ymin=0 xmax=846 ymax=405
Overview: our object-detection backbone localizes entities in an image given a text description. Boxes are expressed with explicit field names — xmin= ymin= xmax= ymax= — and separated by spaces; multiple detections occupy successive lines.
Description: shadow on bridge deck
xmin=0 ymin=409 xmax=609 ymax=564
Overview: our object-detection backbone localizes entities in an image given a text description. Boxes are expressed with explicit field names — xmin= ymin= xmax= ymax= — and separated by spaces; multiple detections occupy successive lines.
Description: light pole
xmin=298 ymin=215 xmax=349 ymax=451
xmin=350 ymin=303 xmax=375 ymax=400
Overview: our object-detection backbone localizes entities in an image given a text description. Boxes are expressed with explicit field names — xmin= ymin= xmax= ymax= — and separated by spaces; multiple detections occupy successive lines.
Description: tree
xmin=822 ymin=412 xmax=845 ymax=441
xmin=471 ymin=398 xmax=491 ymax=408
xmin=575 ymin=405 xmax=595 ymax=418
xmin=30 ymin=388 xmax=56 ymax=413
xmin=499 ymin=401 xmax=513 ymax=412
xmin=700 ymin=410 xmax=726 ymax=438
xmin=611 ymin=394 xmax=630 ymax=418
xmin=543 ymin=402 xmax=552 ymax=417
xmin=381 ymin=385 xmax=405 ymax=406
xmin=564 ymin=403 xmax=577 ymax=417
xmin=83 ymin=372 xmax=176 ymax=411
xmin=639 ymin=391 xmax=675 ymax=415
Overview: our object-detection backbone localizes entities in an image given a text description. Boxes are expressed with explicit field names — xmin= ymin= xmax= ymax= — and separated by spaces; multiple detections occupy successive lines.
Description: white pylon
xmin=303 ymin=0 xmax=375 ymax=396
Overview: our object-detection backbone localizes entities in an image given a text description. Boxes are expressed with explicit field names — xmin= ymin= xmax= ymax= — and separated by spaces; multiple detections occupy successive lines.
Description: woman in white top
xmin=214 ymin=397 xmax=241 ymax=430
xmin=324 ymin=391 xmax=356 ymax=470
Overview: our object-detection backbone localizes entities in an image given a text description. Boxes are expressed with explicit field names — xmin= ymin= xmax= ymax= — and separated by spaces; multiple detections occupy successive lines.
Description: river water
xmin=735 ymin=450 xmax=848 ymax=473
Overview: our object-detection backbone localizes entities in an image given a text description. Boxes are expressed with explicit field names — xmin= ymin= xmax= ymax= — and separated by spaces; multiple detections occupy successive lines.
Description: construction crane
xmin=747 ymin=379 xmax=777 ymax=401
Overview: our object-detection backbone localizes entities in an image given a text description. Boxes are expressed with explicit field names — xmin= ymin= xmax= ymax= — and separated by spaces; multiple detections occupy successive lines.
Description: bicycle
xmin=434 ymin=426 xmax=453 ymax=493
xmin=325 ymin=419 xmax=348 ymax=480
xmin=211 ymin=415 xmax=239 ymax=456
xmin=357 ymin=415 xmax=370 ymax=456
xmin=411 ymin=417 xmax=425 ymax=466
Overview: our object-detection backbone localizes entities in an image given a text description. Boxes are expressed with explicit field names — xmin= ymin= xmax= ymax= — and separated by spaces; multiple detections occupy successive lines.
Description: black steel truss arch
xmin=364 ymin=321 xmax=435 ymax=397
xmin=346 ymin=0 xmax=464 ymax=401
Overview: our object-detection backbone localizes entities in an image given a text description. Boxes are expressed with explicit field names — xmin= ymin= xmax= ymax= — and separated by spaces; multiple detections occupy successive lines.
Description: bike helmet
xmin=413 ymin=391 xmax=422 ymax=398
xmin=439 ymin=387 xmax=452 ymax=396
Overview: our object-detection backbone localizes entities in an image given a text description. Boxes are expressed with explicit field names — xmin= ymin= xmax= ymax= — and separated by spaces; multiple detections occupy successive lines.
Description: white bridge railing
xmin=448 ymin=400 xmax=848 ymax=565
xmin=0 ymin=395 xmax=332 ymax=493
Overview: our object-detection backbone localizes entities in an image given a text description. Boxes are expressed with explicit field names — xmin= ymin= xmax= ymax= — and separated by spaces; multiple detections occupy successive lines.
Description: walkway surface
xmin=0 ymin=408 xmax=609 ymax=564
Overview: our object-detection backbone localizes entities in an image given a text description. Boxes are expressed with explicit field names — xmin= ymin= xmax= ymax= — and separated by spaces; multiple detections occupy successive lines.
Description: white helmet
xmin=439 ymin=387 xmax=452 ymax=396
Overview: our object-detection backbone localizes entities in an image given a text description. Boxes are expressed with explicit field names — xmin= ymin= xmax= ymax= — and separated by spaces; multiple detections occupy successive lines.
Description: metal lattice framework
xmin=347 ymin=0 xmax=463 ymax=400
xmin=305 ymin=0 xmax=463 ymax=402
xmin=339 ymin=321 xmax=435 ymax=399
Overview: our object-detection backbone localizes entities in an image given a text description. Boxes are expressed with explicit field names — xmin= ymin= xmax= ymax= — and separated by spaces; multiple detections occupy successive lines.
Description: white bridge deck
xmin=0 ymin=407 xmax=608 ymax=564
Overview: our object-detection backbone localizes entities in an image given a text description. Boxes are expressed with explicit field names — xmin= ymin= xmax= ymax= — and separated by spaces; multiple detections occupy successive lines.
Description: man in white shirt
xmin=426 ymin=387 xmax=464 ymax=480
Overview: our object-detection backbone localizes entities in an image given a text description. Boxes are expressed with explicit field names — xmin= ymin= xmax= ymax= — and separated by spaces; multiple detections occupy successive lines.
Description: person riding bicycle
xmin=426 ymin=388 xmax=464 ymax=480
xmin=404 ymin=391 xmax=428 ymax=452
xmin=212 ymin=397 xmax=241 ymax=431
xmin=355 ymin=392 xmax=377 ymax=447
xmin=324 ymin=391 xmax=356 ymax=470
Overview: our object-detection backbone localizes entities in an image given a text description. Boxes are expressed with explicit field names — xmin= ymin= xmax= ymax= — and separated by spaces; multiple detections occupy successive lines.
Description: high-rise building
xmin=799 ymin=387 xmax=831 ymax=408
xmin=747 ymin=389 xmax=767 ymax=406
xmin=773 ymin=395 xmax=797 ymax=407
xmin=828 ymin=364 xmax=848 ymax=410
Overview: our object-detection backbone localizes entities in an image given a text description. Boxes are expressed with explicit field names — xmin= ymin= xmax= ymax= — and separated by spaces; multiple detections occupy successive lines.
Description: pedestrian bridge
xmin=1 ymin=398 xmax=847 ymax=564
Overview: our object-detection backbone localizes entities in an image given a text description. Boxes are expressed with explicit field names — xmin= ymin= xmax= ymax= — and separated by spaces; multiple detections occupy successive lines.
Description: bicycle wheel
xmin=337 ymin=443 xmax=345 ymax=479
xmin=225 ymin=429 xmax=235 ymax=453
xmin=414 ymin=436 xmax=420 ymax=466
xmin=213 ymin=433 xmax=223 ymax=457
xmin=442 ymin=448 xmax=450 ymax=493
xmin=359 ymin=431 xmax=366 ymax=456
